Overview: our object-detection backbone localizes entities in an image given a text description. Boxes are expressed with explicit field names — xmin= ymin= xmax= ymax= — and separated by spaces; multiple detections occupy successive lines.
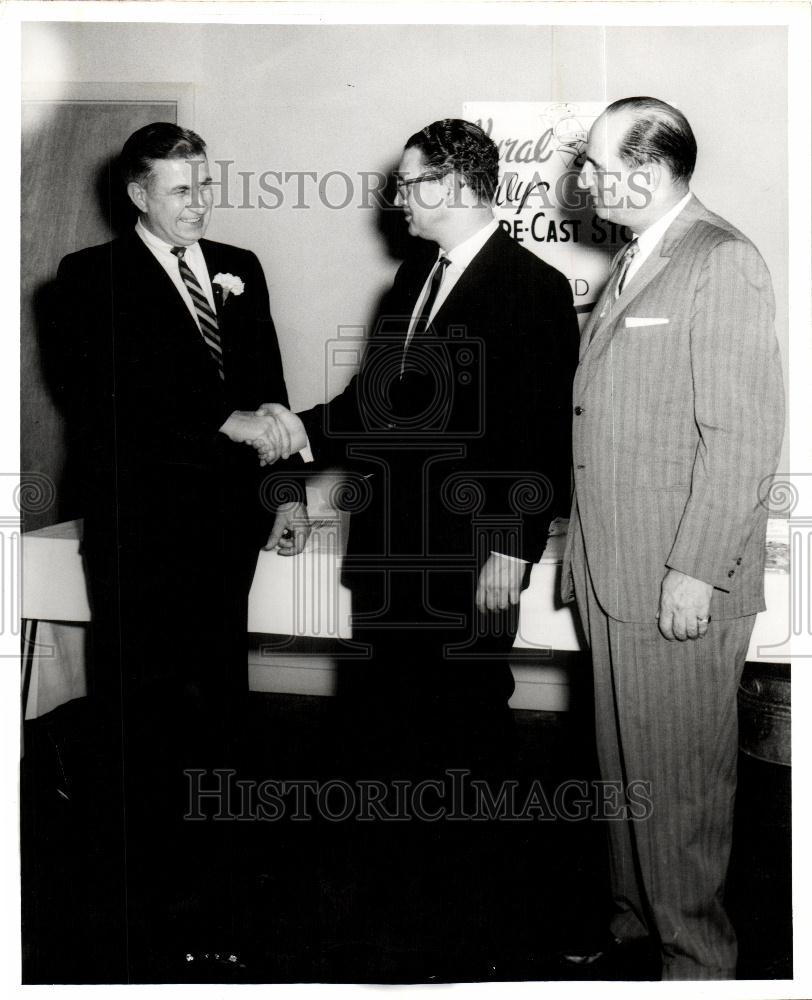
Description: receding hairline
xmin=596 ymin=106 xmax=645 ymax=144
xmin=595 ymin=101 xmax=695 ymax=184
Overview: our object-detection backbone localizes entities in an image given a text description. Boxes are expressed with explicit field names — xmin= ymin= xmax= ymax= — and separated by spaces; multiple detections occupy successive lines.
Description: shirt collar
xmin=633 ymin=190 xmax=692 ymax=256
xmin=135 ymin=217 xmax=201 ymax=257
xmin=441 ymin=217 xmax=499 ymax=270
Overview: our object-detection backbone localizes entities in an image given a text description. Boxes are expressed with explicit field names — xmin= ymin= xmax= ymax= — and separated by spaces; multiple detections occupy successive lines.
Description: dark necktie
xmin=614 ymin=237 xmax=640 ymax=299
xmin=171 ymin=246 xmax=224 ymax=380
xmin=412 ymin=254 xmax=451 ymax=338
xmin=589 ymin=238 xmax=640 ymax=346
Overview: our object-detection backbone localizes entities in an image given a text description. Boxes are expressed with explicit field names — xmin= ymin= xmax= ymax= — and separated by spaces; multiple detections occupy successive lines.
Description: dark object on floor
xmin=738 ymin=662 xmax=790 ymax=766
xmin=559 ymin=934 xmax=662 ymax=981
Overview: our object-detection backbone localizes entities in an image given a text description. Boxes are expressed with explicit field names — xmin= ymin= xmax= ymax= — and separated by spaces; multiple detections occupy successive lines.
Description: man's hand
xmin=476 ymin=553 xmax=526 ymax=613
xmin=255 ymin=403 xmax=308 ymax=466
xmin=657 ymin=568 xmax=713 ymax=641
xmin=219 ymin=410 xmax=286 ymax=463
xmin=252 ymin=416 xmax=287 ymax=466
xmin=264 ymin=502 xmax=311 ymax=556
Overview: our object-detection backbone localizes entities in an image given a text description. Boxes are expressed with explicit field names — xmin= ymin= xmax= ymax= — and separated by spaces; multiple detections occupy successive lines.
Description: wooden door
xmin=21 ymin=85 xmax=192 ymax=531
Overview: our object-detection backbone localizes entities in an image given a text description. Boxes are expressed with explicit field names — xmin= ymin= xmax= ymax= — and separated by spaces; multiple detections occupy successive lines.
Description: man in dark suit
xmin=260 ymin=117 xmax=578 ymax=772
xmin=254 ymin=120 xmax=578 ymax=965
xmin=55 ymin=122 xmax=309 ymax=976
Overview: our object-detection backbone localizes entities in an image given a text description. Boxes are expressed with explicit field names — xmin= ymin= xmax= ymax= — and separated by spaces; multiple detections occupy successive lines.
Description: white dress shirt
xmin=135 ymin=218 xmax=216 ymax=328
xmin=623 ymin=190 xmax=692 ymax=289
xmin=136 ymin=218 xmax=313 ymax=464
xmin=400 ymin=217 xmax=525 ymax=570
xmin=403 ymin=217 xmax=500 ymax=355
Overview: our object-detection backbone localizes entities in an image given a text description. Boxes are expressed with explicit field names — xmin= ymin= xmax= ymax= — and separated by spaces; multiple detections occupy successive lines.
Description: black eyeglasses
xmin=394 ymin=170 xmax=449 ymax=195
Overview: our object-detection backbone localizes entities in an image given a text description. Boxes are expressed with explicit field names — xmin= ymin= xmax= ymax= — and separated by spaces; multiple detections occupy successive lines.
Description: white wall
xmin=22 ymin=21 xmax=789 ymax=469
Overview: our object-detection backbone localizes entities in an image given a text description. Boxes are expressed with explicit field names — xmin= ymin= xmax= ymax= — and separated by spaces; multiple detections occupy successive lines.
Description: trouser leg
xmin=571 ymin=523 xmax=752 ymax=979
xmin=570 ymin=534 xmax=650 ymax=944
xmin=606 ymin=614 xmax=751 ymax=980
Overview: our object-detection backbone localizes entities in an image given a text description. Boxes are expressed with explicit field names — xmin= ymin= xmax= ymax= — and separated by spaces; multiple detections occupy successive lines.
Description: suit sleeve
xmin=665 ymin=238 xmax=784 ymax=590
xmin=54 ymin=253 xmax=118 ymax=494
xmin=244 ymin=251 xmax=308 ymax=507
xmin=246 ymin=251 xmax=294 ymax=412
xmin=297 ymin=370 xmax=365 ymax=469
xmin=297 ymin=260 xmax=415 ymax=467
xmin=476 ymin=266 xmax=579 ymax=564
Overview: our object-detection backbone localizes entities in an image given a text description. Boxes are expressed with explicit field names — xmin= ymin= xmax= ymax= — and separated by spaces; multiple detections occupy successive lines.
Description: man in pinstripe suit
xmin=561 ymin=97 xmax=784 ymax=979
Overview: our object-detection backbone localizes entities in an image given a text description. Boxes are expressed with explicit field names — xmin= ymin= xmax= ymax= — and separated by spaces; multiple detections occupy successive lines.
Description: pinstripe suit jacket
xmin=561 ymin=195 xmax=784 ymax=623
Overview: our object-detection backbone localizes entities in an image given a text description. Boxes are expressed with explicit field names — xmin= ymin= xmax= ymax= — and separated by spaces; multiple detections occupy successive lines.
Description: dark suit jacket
xmin=56 ymin=231 xmax=302 ymax=552
xmin=301 ymin=226 xmax=579 ymax=611
xmin=54 ymin=231 xmax=303 ymax=696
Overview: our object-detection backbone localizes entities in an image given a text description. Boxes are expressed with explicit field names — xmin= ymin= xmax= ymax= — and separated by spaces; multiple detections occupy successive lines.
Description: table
xmin=22 ymin=508 xmax=790 ymax=716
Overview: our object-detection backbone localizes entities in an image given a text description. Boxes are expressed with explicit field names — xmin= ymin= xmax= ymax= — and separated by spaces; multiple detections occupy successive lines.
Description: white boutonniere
xmin=212 ymin=272 xmax=245 ymax=304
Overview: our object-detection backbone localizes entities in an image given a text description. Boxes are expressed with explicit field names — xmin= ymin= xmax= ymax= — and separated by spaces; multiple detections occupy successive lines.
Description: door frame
xmin=22 ymin=81 xmax=195 ymax=124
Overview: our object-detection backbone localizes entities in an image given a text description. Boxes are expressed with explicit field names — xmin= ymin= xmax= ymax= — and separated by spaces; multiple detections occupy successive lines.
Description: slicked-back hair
xmin=404 ymin=119 xmax=499 ymax=203
xmin=119 ymin=122 xmax=207 ymax=188
xmin=605 ymin=97 xmax=697 ymax=185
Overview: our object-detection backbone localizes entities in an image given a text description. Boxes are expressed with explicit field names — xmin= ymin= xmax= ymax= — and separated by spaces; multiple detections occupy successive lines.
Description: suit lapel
xmin=199 ymin=240 xmax=225 ymax=322
xmin=199 ymin=239 xmax=243 ymax=383
xmin=580 ymin=251 xmax=671 ymax=364
xmin=405 ymin=260 xmax=436 ymax=324
xmin=124 ymin=232 xmax=204 ymax=337
xmin=122 ymin=233 xmax=225 ymax=386
xmin=579 ymin=253 xmax=622 ymax=361
xmin=577 ymin=195 xmax=708 ymax=378
xmin=429 ymin=227 xmax=504 ymax=331
xmin=616 ymin=195 xmax=706 ymax=313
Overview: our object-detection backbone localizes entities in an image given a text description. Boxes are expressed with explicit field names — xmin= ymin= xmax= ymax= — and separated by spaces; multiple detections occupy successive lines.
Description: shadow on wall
xmin=94 ymin=153 xmax=139 ymax=240
xmin=373 ymin=159 xmax=413 ymax=266
xmin=29 ymin=155 xmax=137 ymax=527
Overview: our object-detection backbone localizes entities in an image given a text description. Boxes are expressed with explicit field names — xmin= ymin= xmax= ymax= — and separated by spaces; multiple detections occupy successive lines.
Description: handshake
xmin=221 ymin=403 xmax=308 ymax=466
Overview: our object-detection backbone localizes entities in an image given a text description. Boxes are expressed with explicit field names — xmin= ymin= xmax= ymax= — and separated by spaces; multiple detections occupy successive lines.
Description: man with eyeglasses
xmin=259 ymin=118 xmax=578 ymax=774
xmin=255 ymin=117 xmax=578 ymax=969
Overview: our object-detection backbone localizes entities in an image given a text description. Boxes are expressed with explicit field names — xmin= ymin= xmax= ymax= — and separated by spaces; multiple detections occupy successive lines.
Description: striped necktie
xmin=591 ymin=238 xmax=641 ymax=344
xmin=171 ymin=246 xmax=224 ymax=380
xmin=614 ymin=237 xmax=639 ymax=299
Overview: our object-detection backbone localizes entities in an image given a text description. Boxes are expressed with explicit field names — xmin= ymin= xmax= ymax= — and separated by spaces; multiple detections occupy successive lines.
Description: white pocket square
xmin=625 ymin=316 xmax=669 ymax=328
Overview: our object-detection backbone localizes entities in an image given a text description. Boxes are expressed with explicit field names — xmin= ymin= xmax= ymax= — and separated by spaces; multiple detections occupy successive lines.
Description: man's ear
xmin=646 ymin=160 xmax=664 ymax=191
xmin=635 ymin=161 xmax=663 ymax=194
xmin=443 ymin=171 xmax=464 ymax=208
xmin=127 ymin=181 xmax=148 ymax=214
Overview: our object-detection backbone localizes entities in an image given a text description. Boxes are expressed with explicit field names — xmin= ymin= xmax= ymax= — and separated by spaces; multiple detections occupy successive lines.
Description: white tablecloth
xmin=22 ymin=509 xmax=790 ymax=718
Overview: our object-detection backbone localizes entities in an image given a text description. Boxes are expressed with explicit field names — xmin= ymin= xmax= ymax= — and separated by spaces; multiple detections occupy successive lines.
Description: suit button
xmin=574 ymin=406 xmax=584 ymax=415
xmin=728 ymin=569 xmax=735 ymax=578
xmin=576 ymin=464 xmax=585 ymax=470
xmin=736 ymin=558 xmax=742 ymax=565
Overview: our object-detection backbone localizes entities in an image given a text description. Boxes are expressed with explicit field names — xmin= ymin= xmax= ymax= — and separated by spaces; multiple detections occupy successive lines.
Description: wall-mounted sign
xmin=463 ymin=101 xmax=634 ymax=322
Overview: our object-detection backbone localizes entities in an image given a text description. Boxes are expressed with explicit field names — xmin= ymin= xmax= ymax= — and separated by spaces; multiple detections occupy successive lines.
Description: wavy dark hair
xmin=404 ymin=119 xmax=499 ymax=203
